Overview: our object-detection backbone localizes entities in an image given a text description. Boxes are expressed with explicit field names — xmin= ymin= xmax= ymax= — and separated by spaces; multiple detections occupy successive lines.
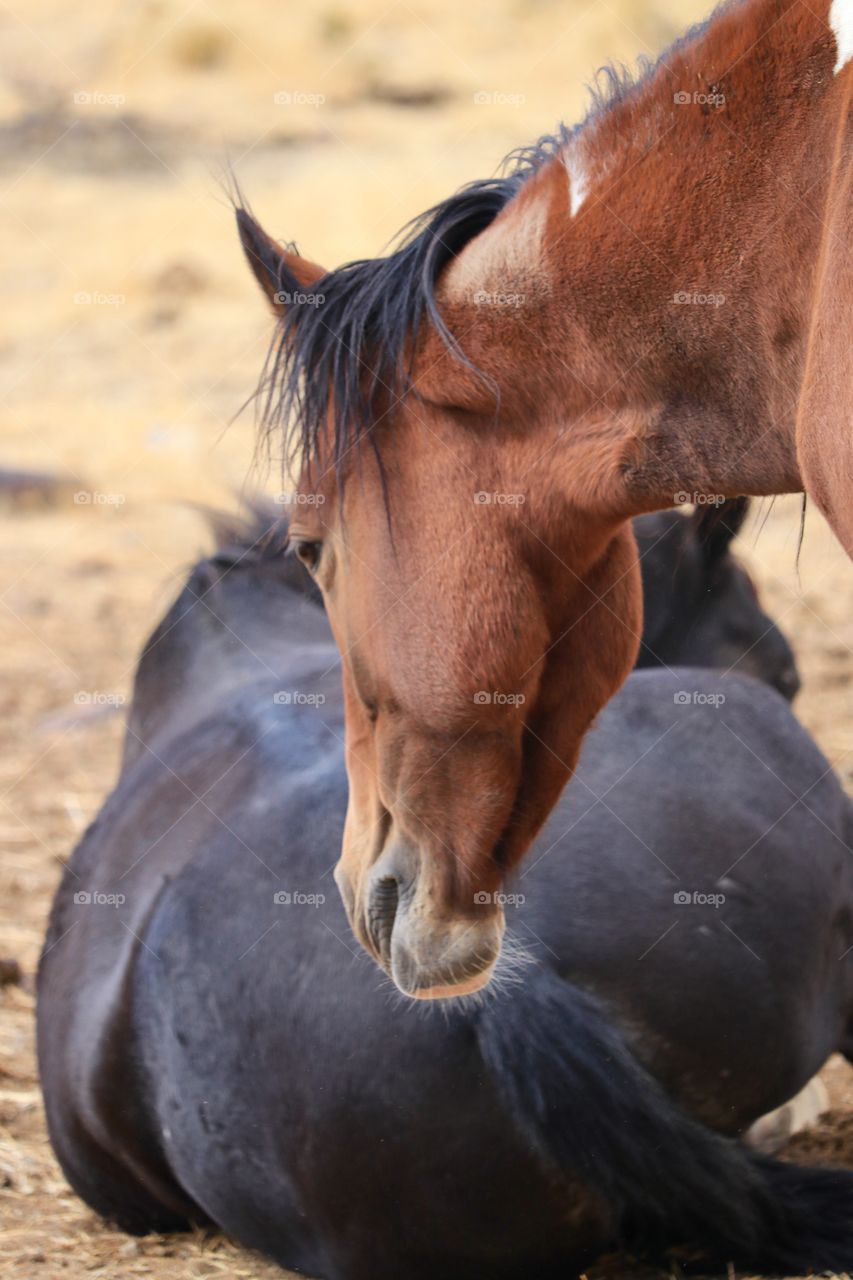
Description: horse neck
xmin=122 ymin=581 xmax=335 ymax=767
xmin=537 ymin=0 xmax=848 ymax=515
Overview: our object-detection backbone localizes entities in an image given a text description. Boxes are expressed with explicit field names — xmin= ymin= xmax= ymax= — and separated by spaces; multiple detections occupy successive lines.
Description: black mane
xmin=248 ymin=128 xmax=571 ymax=479
xmin=210 ymin=499 xmax=287 ymax=558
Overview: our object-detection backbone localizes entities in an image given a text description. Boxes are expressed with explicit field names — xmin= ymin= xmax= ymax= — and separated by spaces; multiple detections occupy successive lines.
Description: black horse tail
xmin=475 ymin=966 xmax=853 ymax=1274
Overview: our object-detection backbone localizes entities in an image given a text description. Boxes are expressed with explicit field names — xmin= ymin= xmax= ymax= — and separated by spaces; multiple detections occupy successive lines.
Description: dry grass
xmin=1 ymin=0 xmax=853 ymax=1276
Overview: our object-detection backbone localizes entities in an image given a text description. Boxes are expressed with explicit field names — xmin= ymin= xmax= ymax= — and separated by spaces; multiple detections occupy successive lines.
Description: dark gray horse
xmin=633 ymin=498 xmax=800 ymax=700
xmin=38 ymin=506 xmax=853 ymax=1279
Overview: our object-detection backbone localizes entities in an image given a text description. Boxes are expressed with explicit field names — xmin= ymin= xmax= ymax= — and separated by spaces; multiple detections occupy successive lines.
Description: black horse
xmin=38 ymin=504 xmax=853 ymax=1280
xmin=632 ymin=497 xmax=799 ymax=701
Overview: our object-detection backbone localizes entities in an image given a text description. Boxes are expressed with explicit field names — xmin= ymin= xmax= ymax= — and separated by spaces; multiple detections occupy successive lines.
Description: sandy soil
xmin=1 ymin=1 xmax=852 ymax=1277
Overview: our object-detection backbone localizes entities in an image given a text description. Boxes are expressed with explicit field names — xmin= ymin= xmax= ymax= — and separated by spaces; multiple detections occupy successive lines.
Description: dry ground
xmin=1 ymin=1 xmax=852 ymax=1277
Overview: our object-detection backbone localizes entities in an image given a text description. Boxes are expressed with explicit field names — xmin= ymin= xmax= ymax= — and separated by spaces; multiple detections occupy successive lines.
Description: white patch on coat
xmin=565 ymin=139 xmax=590 ymax=216
xmin=830 ymin=0 xmax=853 ymax=73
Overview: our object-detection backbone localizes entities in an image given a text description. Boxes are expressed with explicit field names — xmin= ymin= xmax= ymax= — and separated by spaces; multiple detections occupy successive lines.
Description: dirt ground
xmin=1 ymin=0 xmax=852 ymax=1277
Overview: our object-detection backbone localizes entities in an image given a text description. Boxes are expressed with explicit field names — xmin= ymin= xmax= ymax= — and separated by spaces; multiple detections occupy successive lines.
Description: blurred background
xmin=1 ymin=1 xmax=851 ymax=1276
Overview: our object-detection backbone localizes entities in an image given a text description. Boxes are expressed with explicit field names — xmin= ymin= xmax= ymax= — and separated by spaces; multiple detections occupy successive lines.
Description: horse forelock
xmin=250 ymin=130 xmax=572 ymax=485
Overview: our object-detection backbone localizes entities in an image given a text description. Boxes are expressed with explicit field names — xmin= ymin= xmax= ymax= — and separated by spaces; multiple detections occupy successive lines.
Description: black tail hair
xmin=476 ymin=966 xmax=853 ymax=1273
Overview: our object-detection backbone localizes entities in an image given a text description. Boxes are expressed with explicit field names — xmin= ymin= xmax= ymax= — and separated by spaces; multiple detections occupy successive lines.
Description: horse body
xmin=632 ymin=501 xmax=799 ymax=697
xmin=38 ymin=512 xmax=853 ymax=1277
xmin=236 ymin=0 xmax=852 ymax=994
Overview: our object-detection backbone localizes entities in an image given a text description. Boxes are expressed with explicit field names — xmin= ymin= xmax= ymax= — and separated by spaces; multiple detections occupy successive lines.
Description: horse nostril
xmin=366 ymin=876 xmax=400 ymax=966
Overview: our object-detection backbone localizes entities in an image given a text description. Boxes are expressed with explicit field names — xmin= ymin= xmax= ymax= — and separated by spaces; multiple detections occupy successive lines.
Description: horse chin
xmin=386 ymin=907 xmax=506 ymax=1002
xmin=394 ymin=962 xmax=498 ymax=1002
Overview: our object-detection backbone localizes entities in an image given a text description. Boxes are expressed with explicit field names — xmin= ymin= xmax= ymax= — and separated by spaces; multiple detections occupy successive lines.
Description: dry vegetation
xmin=1 ymin=1 xmax=852 ymax=1276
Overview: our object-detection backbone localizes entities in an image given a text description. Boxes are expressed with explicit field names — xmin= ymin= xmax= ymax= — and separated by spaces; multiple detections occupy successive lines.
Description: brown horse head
xmin=237 ymin=0 xmax=852 ymax=997
xmin=237 ymin=176 xmax=643 ymax=998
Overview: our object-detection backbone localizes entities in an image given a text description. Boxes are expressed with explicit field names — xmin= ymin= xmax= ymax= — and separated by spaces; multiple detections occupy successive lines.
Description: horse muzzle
xmin=336 ymin=843 xmax=506 ymax=1000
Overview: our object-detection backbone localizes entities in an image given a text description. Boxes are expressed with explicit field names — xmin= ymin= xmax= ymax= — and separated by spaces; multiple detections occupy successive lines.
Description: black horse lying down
xmin=633 ymin=498 xmax=800 ymax=699
xmin=38 ymin=505 xmax=853 ymax=1280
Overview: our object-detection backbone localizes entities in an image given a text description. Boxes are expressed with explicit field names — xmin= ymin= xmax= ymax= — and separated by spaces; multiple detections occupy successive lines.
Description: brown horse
xmin=237 ymin=0 xmax=853 ymax=998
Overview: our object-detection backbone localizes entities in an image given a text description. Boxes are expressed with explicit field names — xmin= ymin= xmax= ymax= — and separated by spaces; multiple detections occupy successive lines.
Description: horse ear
xmin=693 ymin=497 xmax=749 ymax=561
xmin=236 ymin=208 xmax=326 ymax=318
xmin=414 ymin=167 xmax=557 ymax=411
xmin=195 ymin=503 xmax=254 ymax=552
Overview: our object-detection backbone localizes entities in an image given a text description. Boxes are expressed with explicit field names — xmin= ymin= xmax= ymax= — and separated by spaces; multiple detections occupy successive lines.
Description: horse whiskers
xmin=375 ymin=933 xmax=534 ymax=1021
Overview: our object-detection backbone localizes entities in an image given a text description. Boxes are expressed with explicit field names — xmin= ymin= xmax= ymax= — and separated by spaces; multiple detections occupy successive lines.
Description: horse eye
xmin=293 ymin=540 xmax=322 ymax=574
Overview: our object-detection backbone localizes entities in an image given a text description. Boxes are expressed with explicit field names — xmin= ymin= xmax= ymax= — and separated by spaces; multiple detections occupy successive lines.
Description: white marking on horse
xmin=565 ymin=142 xmax=589 ymax=216
xmin=830 ymin=0 xmax=853 ymax=73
